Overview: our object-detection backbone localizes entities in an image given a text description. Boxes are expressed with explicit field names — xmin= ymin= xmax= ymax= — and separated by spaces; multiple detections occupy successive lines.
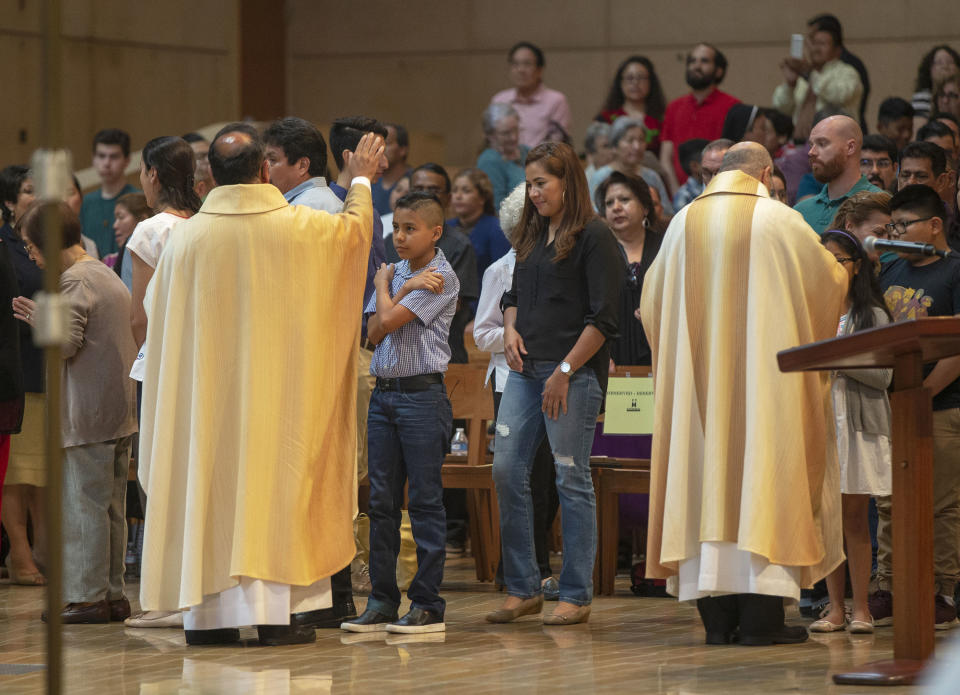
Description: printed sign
xmin=603 ymin=376 xmax=654 ymax=434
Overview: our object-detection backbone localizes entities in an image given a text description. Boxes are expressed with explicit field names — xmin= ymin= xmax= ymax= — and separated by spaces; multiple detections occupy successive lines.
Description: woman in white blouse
xmin=128 ymin=136 xmax=202 ymax=359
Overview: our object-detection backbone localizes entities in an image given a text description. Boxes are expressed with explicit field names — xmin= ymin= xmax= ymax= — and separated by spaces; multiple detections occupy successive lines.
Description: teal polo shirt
xmin=793 ymin=176 xmax=880 ymax=235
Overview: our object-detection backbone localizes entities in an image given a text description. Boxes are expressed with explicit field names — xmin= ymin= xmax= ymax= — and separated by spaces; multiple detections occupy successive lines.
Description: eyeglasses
xmin=860 ymin=157 xmax=892 ymax=169
xmin=621 ymin=74 xmax=650 ymax=83
xmin=884 ymin=216 xmax=934 ymax=238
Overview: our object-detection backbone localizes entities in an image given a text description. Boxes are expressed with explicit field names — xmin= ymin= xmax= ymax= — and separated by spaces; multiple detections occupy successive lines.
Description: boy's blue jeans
xmin=493 ymin=361 xmax=603 ymax=605
xmin=366 ymin=382 xmax=452 ymax=616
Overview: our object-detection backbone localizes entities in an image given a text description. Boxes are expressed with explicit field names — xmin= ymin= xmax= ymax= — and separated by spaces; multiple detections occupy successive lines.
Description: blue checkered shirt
xmin=364 ymin=248 xmax=460 ymax=378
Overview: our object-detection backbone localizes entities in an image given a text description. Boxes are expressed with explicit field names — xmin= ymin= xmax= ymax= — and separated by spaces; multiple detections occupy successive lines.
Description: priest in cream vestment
xmin=639 ymin=143 xmax=849 ymax=645
xmin=137 ymin=124 xmax=384 ymax=645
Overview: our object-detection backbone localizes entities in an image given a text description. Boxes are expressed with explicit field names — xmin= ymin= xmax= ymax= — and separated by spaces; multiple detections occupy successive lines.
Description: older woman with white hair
xmin=583 ymin=121 xmax=614 ymax=183
xmin=473 ymin=184 xmax=559 ymax=599
xmin=477 ymin=104 xmax=530 ymax=208
xmin=588 ymin=117 xmax=673 ymax=216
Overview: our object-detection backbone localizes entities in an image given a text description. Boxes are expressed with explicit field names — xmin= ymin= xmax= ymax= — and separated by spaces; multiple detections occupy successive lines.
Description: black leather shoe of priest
xmin=291 ymin=566 xmax=357 ymax=628
xmin=737 ymin=593 xmax=808 ymax=646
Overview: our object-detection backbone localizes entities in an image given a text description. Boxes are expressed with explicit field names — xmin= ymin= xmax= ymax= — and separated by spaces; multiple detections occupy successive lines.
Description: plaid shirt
xmin=364 ymin=248 xmax=460 ymax=378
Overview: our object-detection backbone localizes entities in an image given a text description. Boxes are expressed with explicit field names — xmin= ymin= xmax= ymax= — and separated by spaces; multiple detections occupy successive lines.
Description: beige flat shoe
xmin=542 ymin=605 xmax=591 ymax=625
xmin=485 ymin=595 xmax=544 ymax=624
xmin=848 ymin=619 xmax=874 ymax=634
xmin=809 ymin=618 xmax=847 ymax=633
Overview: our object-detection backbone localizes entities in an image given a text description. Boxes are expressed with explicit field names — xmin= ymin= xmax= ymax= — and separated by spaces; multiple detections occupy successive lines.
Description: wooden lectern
xmin=778 ymin=317 xmax=960 ymax=686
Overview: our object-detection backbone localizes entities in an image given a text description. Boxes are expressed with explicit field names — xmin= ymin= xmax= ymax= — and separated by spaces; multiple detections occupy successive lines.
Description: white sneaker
xmin=124 ymin=610 xmax=184 ymax=628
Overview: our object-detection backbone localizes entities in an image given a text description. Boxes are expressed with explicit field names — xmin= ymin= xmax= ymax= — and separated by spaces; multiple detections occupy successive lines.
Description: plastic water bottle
xmin=450 ymin=427 xmax=468 ymax=456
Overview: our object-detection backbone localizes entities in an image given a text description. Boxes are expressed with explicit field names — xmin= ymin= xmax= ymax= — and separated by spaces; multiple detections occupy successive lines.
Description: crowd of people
xmin=1 ymin=11 xmax=960 ymax=648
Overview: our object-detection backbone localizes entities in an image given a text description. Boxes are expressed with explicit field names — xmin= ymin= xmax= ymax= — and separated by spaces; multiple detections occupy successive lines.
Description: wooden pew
xmin=441 ymin=363 xmax=500 ymax=582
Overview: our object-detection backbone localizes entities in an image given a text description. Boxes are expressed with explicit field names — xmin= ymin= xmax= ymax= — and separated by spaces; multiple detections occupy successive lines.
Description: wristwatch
xmin=559 ymin=361 xmax=572 ymax=375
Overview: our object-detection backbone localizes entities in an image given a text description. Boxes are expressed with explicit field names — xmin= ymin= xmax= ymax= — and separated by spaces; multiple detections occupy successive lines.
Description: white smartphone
xmin=790 ymin=34 xmax=804 ymax=59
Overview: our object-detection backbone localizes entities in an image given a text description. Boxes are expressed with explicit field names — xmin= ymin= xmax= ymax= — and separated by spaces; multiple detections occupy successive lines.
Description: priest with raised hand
xmin=639 ymin=141 xmax=849 ymax=646
xmin=136 ymin=123 xmax=384 ymax=646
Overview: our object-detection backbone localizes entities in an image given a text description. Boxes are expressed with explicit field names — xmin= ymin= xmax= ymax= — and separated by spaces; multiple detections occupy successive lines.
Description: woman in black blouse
xmin=486 ymin=142 xmax=620 ymax=626
xmin=595 ymin=171 xmax=662 ymax=367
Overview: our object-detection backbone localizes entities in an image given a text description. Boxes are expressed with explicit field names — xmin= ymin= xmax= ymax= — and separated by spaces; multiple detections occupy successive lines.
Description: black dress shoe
xmin=698 ymin=595 xmax=739 ymax=645
xmin=184 ymin=628 xmax=241 ymax=646
xmin=385 ymin=607 xmax=445 ymax=634
xmin=291 ymin=600 xmax=358 ymax=629
xmin=257 ymin=623 xmax=317 ymax=646
xmin=42 ymin=601 xmax=110 ymax=624
xmin=737 ymin=593 xmax=808 ymax=646
xmin=341 ymin=606 xmax=399 ymax=633
xmin=109 ymin=597 xmax=131 ymax=622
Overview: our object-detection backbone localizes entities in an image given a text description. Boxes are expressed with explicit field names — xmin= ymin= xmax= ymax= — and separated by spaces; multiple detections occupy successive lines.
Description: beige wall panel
xmin=59 ymin=41 xmax=235 ymax=167
xmin=464 ymin=0 xmax=607 ymax=49
xmin=0 ymin=0 xmax=41 ymax=34
xmin=290 ymin=0 xmax=471 ymax=56
xmin=0 ymin=35 xmax=44 ymax=165
xmin=62 ymin=0 xmax=233 ymax=50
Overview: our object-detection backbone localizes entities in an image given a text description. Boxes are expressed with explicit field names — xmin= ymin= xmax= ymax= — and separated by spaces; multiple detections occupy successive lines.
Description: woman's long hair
xmin=513 ymin=142 xmax=596 ymax=263
xmin=821 ymin=230 xmax=891 ymax=331
xmin=141 ymin=136 xmax=202 ymax=214
xmin=600 ymin=55 xmax=666 ymax=121
xmin=915 ymin=45 xmax=960 ymax=93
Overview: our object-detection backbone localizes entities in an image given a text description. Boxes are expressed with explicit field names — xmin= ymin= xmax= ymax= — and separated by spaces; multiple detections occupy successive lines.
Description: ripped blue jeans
xmin=493 ymin=360 xmax=602 ymax=605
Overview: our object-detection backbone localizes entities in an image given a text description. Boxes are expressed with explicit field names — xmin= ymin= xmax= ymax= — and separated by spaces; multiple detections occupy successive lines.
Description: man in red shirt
xmin=659 ymin=44 xmax=740 ymax=192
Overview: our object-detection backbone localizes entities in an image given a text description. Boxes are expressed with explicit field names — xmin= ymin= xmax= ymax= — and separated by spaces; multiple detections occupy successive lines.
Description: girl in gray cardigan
xmin=812 ymin=230 xmax=893 ymax=635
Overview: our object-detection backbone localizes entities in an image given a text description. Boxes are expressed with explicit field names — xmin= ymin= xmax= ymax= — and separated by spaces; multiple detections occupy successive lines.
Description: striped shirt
xmin=364 ymin=248 xmax=460 ymax=378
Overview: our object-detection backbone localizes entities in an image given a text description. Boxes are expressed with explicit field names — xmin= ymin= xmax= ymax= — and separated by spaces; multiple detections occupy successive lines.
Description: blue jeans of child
xmin=366 ymin=383 xmax=452 ymax=616
xmin=493 ymin=360 xmax=603 ymax=605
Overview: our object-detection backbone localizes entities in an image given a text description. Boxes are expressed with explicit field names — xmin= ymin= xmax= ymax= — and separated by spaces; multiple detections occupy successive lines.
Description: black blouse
xmin=0 ymin=224 xmax=43 ymax=393
xmin=610 ymin=231 xmax=663 ymax=367
xmin=503 ymin=217 xmax=621 ymax=390
xmin=0 ymin=237 xmax=24 ymax=433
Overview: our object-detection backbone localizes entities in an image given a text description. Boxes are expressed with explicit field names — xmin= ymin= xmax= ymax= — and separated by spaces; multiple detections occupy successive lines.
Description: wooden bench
xmin=590 ymin=457 xmax=651 ymax=596
xmin=442 ymin=363 xmax=499 ymax=582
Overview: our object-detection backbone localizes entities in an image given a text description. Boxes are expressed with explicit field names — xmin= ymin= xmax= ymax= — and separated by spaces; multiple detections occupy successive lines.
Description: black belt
xmin=376 ymin=373 xmax=443 ymax=391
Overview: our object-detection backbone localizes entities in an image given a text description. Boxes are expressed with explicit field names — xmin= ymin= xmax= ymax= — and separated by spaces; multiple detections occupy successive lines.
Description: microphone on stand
xmin=863 ymin=236 xmax=950 ymax=259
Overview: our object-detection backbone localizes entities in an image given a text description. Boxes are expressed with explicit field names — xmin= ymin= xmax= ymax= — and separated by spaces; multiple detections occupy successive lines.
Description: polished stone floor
xmin=0 ymin=556 xmax=953 ymax=694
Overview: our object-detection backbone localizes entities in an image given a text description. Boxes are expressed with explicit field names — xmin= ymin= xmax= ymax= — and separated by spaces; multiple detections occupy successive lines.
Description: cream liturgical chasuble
xmin=639 ymin=170 xmax=848 ymax=600
xmin=138 ymin=182 xmax=372 ymax=614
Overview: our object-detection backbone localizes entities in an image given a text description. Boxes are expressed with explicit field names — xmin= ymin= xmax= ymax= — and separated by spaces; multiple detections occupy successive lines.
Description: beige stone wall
xmin=288 ymin=0 xmax=960 ymax=170
xmin=0 ymin=0 xmax=239 ymax=170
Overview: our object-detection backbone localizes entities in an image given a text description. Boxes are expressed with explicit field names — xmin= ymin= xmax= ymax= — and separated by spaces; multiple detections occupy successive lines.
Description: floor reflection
xmin=140 ymin=659 xmax=332 ymax=695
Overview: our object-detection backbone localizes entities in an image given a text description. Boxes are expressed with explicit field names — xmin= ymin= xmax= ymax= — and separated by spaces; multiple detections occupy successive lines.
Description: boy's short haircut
xmin=877 ymin=97 xmax=914 ymax=124
xmin=329 ymin=116 xmax=388 ymax=170
xmin=92 ymin=128 xmax=131 ymax=158
xmin=889 ymin=184 xmax=945 ymax=221
xmin=900 ymin=141 xmax=947 ymax=176
xmin=394 ymin=191 xmax=444 ymax=229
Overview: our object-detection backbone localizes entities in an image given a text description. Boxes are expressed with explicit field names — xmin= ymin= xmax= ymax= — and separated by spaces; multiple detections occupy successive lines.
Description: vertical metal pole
xmin=39 ymin=2 xmax=63 ymax=694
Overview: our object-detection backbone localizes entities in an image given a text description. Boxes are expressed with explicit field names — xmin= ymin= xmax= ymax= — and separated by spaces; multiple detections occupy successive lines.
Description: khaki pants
xmin=876 ymin=407 xmax=960 ymax=596
xmin=356 ymin=347 xmax=375 ymax=488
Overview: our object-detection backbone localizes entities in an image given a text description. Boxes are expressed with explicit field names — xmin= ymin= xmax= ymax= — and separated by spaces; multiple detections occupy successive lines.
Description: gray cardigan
xmin=835 ymin=306 xmax=892 ymax=436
